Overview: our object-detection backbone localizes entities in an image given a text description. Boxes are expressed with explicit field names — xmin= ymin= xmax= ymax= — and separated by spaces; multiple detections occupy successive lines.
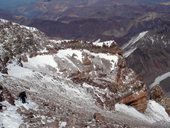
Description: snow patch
xmin=115 ymin=100 xmax=170 ymax=123
xmin=150 ymin=72 xmax=170 ymax=88
xmin=92 ymin=39 xmax=116 ymax=47
xmin=57 ymin=48 xmax=118 ymax=70
xmin=50 ymin=39 xmax=72 ymax=44
xmin=7 ymin=62 xmax=34 ymax=79
xmin=0 ymin=101 xmax=23 ymax=128
xmin=0 ymin=19 xmax=8 ymax=23
xmin=84 ymin=50 xmax=118 ymax=70
xmin=124 ymin=47 xmax=137 ymax=58
xmin=23 ymin=55 xmax=58 ymax=69
xmin=57 ymin=49 xmax=83 ymax=62
xmin=122 ymin=31 xmax=148 ymax=49
xmin=0 ymin=18 xmax=37 ymax=32
xmin=20 ymin=25 xmax=38 ymax=32
xmin=15 ymin=100 xmax=38 ymax=110
xmin=59 ymin=121 xmax=67 ymax=128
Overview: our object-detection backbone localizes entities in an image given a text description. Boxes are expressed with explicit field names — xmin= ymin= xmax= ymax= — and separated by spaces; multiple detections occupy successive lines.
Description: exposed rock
xmin=93 ymin=113 xmax=105 ymax=123
xmin=0 ymin=19 xmax=49 ymax=60
xmin=0 ymin=85 xmax=15 ymax=105
xmin=116 ymin=56 xmax=148 ymax=112
xmin=83 ymin=56 xmax=91 ymax=65
xmin=51 ymin=40 xmax=149 ymax=112
xmin=150 ymin=85 xmax=165 ymax=101
xmin=120 ymin=91 xmax=148 ymax=112
xmin=45 ymin=121 xmax=59 ymax=128
xmin=1 ymin=67 xmax=8 ymax=74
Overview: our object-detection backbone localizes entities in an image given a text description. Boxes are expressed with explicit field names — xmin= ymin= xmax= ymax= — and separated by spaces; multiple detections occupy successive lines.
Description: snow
xmin=0 ymin=99 xmax=38 ymax=128
xmin=56 ymin=49 xmax=83 ymax=71
xmin=7 ymin=62 xmax=34 ymax=79
xmin=50 ymin=39 xmax=71 ymax=44
xmin=122 ymin=31 xmax=148 ymax=49
xmin=115 ymin=100 xmax=170 ymax=123
xmin=59 ymin=121 xmax=67 ymax=128
xmin=15 ymin=100 xmax=38 ymax=110
xmin=23 ymin=55 xmax=58 ymax=69
xmin=0 ymin=18 xmax=37 ymax=32
xmin=150 ymin=72 xmax=170 ymax=88
xmin=57 ymin=49 xmax=83 ymax=62
xmin=20 ymin=25 xmax=38 ymax=32
xmin=84 ymin=49 xmax=118 ymax=70
xmin=57 ymin=49 xmax=118 ymax=71
xmin=0 ymin=19 xmax=8 ymax=23
xmin=56 ymin=48 xmax=118 ymax=70
xmin=122 ymin=31 xmax=148 ymax=57
xmin=92 ymin=39 xmax=116 ymax=47
xmin=0 ymin=44 xmax=5 ymax=57
xmin=145 ymin=100 xmax=170 ymax=122
xmin=124 ymin=47 xmax=137 ymax=58
xmin=0 ymin=101 xmax=23 ymax=128
xmin=38 ymin=48 xmax=48 ymax=53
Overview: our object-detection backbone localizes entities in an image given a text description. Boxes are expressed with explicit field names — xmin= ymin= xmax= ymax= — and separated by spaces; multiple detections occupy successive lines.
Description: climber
xmin=0 ymin=103 xmax=6 ymax=112
xmin=0 ymin=103 xmax=3 ymax=111
xmin=18 ymin=91 xmax=27 ymax=103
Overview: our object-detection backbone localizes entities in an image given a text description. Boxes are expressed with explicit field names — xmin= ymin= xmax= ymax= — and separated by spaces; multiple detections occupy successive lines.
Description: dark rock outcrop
xmin=116 ymin=57 xmax=148 ymax=112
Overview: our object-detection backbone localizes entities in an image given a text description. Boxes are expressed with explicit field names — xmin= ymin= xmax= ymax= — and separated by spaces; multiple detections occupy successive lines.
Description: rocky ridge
xmin=123 ymin=24 xmax=170 ymax=91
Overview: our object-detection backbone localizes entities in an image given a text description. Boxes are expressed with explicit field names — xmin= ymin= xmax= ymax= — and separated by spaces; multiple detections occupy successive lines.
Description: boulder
xmin=93 ymin=113 xmax=105 ymax=123
xmin=120 ymin=90 xmax=148 ymax=112
xmin=150 ymin=85 xmax=165 ymax=101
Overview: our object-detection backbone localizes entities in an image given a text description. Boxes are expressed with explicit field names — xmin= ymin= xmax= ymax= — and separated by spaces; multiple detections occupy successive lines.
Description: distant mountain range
xmin=0 ymin=0 xmax=170 ymax=43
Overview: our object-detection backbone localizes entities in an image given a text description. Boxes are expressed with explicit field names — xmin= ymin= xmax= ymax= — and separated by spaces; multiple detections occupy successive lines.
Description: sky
xmin=0 ymin=0 xmax=36 ymax=10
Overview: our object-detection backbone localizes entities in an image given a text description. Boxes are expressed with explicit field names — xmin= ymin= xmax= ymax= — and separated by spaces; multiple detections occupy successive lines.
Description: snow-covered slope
xmin=0 ymin=100 xmax=37 ymax=128
xmin=122 ymin=31 xmax=148 ymax=57
xmin=0 ymin=101 xmax=23 ymax=128
xmin=116 ymin=100 xmax=170 ymax=123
